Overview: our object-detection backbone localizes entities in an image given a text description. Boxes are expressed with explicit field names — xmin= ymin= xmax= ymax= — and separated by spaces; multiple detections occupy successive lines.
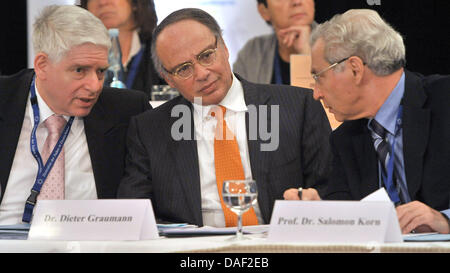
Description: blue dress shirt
xmin=367 ymin=72 xmax=450 ymax=220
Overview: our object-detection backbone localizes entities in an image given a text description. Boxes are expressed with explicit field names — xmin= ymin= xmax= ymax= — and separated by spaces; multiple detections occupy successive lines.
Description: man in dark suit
xmin=117 ymin=8 xmax=332 ymax=227
xmin=284 ymin=9 xmax=450 ymax=234
xmin=0 ymin=5 xmax=150 ymax=224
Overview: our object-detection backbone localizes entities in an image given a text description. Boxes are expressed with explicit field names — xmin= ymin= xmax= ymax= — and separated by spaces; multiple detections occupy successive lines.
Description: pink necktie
xmin=38 ymin=114 xmax=66 ymax=200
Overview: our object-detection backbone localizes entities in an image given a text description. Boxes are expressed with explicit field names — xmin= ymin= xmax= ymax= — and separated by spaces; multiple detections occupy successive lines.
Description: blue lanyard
xmin=22 ymin=77 xmax=74 ymax=223
xmin=125 ymin=46 xmax=144 ymax=88
xmin=273 ymin=43 xmax=283 ymax=85
xmin=380 ymin=105 xmax=403 ymax=204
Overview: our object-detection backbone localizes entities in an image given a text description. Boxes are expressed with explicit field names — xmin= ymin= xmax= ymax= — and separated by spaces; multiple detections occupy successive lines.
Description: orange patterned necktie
xmin=211 ymin=105 xmax=258 ymax=227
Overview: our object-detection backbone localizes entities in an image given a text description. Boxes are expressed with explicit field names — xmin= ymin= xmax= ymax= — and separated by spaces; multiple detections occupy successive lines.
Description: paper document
xmin=403 ymin=233 xmax=450 ymax=242
xmin=361 ymin=189 xmax=403 ymax=243
xmin=161 ymin=225 xmax=270 ymax=237
xmin=361 ymin=187 xmax=392 ymax=202
xmin=157 ymin=223 xmax=198 ymax=232
xmin=0 ymin=224 xmax=31 ymax=240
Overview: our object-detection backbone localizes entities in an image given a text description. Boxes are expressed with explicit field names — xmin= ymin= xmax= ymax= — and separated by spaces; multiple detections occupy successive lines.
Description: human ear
xmin=34 ymin=53 xmax=50 ymax=80
xmin=348 ymin=56 xmax=365 ymax=84
xmin=257 ymin=3 xmax=271 ymax=23
xmin=161 ymin=73 xmax=176 ymax=88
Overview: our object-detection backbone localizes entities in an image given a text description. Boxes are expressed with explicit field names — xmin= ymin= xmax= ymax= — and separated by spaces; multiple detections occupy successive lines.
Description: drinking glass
xmin=151 ymin=85 xmax=180 ymax=101
xmin=222 ymin=179 xmax=258 ymax=240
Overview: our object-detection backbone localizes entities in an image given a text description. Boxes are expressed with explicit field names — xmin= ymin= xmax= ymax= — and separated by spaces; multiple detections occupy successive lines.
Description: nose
xmin=312 ymin=85 xmax=323 ymax=101
xmin=84 ymin=71 xmax=103 ymax=94
xmin=193 ymin=63 xmax=210 ymax=82
xmin=292 ymin=0 xmax=302 ymax=6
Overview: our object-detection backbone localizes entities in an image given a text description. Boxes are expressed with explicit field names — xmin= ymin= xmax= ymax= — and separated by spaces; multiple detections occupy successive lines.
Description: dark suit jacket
xmin=323 ymin=70 xmax=450 ymax=212
xmin=127 ymin=36 xmax=166 ymax=97
xmin=118 ymin=75 xmax=332 ymax=226
xmin=0 ymin=69 xmax=151 ymax=204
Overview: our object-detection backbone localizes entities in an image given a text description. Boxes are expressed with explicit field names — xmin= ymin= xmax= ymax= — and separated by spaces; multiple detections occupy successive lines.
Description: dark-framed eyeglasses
xmin=311 ymin=57 xmax=350 ymax=83
xmin=164 ymin=37 xmax=218 ymax=80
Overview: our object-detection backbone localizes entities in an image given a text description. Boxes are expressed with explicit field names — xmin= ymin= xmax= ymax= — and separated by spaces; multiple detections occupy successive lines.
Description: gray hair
xmin=151 ymin=8 xmax=223 ymax=76
xmin=32 ymin=5 xmax=111 ymax=62
xmin=310 ymin=9 xmax=405 ymax=76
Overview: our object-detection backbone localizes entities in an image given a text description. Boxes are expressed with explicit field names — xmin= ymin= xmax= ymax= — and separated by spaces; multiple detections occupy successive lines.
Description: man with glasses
xmin=0 ymin=5 xmax=150 ymax=225
xmin=118 ymin=8 xmax=332 ymax=227
xmin=284 ymin=9 xmax=450 ymax=234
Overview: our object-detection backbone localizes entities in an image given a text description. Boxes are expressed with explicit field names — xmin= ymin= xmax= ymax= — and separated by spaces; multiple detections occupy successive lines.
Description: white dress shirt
xmin=192 ymin=74 xmax=264 ymax=227
xmin=0 ymin=83 xmax=97 ymax=225
xmin=122 ymin=30 xmax=142 ymax=70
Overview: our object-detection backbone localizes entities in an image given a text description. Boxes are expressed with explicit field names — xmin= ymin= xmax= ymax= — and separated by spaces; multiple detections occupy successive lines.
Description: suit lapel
xmin=351 ymin=121 xmax=379 ymax=198
xmin=402 ymin=71 xmax=430 ymax=199
xmin=0 ymin=70 xmax=33 ymax=199
xmin=84 ymin=96 xmax=116 ymax=137
xmin=83 ymin=97 xmax=115 ymax=197
xmin=240 ymin=78 xmax=272 ymax=222
xmin=243 ymin=81 xmax=271 ymax=173
xmin=168 ymin=98 xmax=203 ymax=225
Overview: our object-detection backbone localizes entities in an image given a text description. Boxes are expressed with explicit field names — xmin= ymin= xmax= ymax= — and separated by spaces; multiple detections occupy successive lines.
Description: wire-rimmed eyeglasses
xmin=311 ymin=57 xmax=350 ymax=83
xmin=163 ymin=37 xmax=218 ymax=80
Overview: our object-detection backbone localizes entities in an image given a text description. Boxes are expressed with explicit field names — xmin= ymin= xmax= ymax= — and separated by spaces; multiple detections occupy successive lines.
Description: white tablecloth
xmin=1 ymin=234 xmax=449 ymax=253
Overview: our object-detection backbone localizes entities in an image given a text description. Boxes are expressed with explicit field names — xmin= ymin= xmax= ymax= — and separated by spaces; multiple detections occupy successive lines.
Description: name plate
xmin=267 ymin=200 xmax=402 ymax=243
xmin=28 ymin=199 xmax=159 ymax=241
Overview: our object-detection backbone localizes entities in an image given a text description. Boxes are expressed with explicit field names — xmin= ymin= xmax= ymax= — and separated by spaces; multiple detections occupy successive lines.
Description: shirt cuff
xmin=441 ymin=209 xmax=450 ymax=222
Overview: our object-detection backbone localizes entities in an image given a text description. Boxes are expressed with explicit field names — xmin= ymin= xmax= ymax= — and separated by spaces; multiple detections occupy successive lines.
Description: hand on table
xmin=283 ymin=187 xmax=321 ymax=201
xmin=396 ymin=201 xmax=450 ymax=234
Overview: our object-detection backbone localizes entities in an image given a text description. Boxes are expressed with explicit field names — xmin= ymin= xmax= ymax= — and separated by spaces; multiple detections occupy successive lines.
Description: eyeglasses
xmin=164 ymin=37 xmax=218 ymax=80
xmin=311 ymin=57 xmax=349 ymax=83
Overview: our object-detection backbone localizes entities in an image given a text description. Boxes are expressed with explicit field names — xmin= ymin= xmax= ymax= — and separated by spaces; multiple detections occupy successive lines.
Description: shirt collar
xmin=29 ymin=81 xmax=75 ymax=126
xmin=193 ymin=74 xmax=247 ymax=120
xmin=123 ymin=30 xmax=142 ymax=68
xmin=371 ymin=71 xmax=405 ymax=135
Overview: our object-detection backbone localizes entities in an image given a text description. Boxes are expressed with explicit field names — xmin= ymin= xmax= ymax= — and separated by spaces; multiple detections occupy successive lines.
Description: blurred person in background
xmin=81 ymin=0 xmax=166 ymax=97
xmin=233 ymin=0 xmax=315 ymax=85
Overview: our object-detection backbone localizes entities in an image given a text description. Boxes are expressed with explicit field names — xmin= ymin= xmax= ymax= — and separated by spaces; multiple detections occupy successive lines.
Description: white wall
xmin=154 ymin=0 xmax=272 ymax=66
xmin=27 ymin=0 xmax=272 ymax=68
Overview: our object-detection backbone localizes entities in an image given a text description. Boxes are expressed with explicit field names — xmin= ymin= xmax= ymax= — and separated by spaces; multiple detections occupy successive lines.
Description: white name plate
xmin=28 ymin=199 xmax=159 ymax=241
xmin=267 ymin=200 xmax=402 ymax=243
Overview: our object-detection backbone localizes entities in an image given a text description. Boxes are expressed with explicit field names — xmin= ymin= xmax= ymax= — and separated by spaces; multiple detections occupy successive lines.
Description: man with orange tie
xmin=117 ymin=8 xmax=332 ymax=227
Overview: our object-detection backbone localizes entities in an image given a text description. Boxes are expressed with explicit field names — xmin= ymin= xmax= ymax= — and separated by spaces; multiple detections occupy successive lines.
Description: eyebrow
xmin=70 ymin=64 xmax=109 ymax=70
